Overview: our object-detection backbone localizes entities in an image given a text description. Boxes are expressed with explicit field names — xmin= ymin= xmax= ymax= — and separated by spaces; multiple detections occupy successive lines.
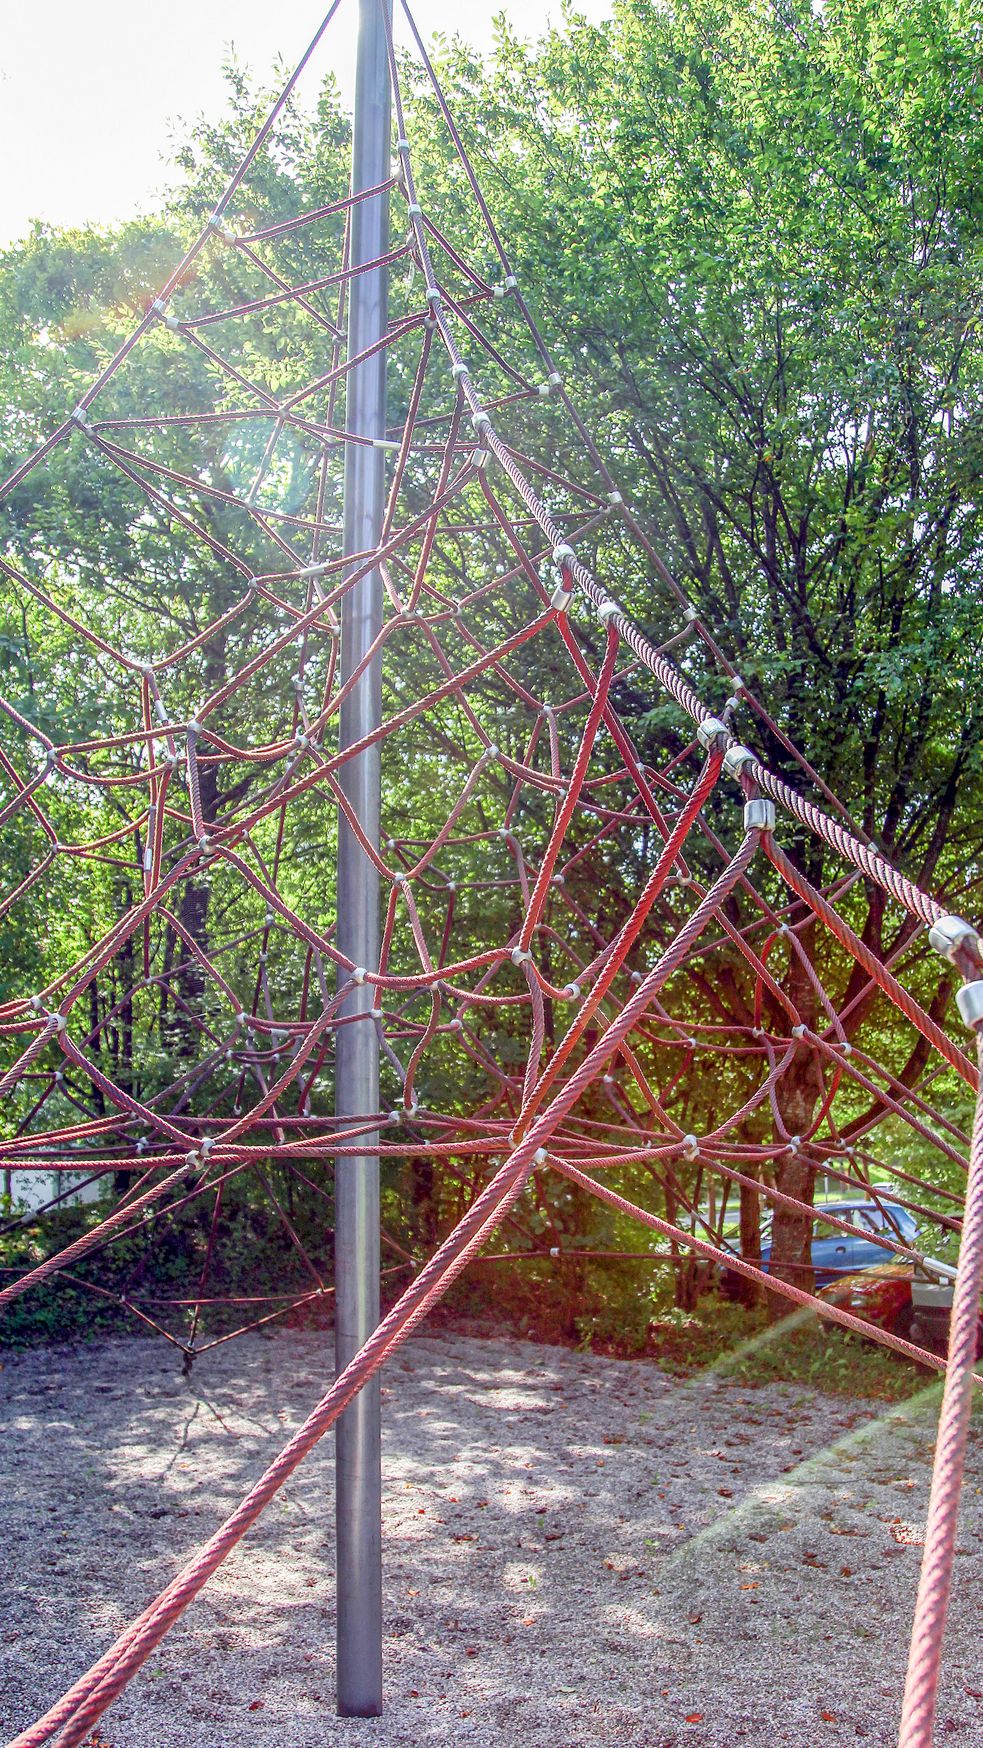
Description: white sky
xmin=0 ymin=1 xmax=611 ymax=246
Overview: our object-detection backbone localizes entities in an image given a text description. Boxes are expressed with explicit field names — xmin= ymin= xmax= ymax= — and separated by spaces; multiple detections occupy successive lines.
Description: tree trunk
xmin=733 ymin=1166 xmax=763 ymax=1308
xmin=173 ymin=758 xmax=220 ymax=1056
xmin=767 ymin=922 xmax=823 ymax=1313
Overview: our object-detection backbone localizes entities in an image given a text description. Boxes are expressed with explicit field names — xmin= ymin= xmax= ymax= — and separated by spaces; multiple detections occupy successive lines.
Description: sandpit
xmin=2 ymin=1329 xmax=981 ymax=1747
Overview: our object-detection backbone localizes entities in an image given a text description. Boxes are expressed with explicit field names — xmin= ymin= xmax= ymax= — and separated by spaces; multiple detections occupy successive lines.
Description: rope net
xmin=1 ymin=4 xmax=981 ymax=1744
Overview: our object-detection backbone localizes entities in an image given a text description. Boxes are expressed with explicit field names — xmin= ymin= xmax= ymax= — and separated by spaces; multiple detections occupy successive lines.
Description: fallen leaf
xmin=247 ymin=1700 xmax=265 ymax=1712
xmin=821 ymin=1711 xmax=837 ymax=1722
xmin=685 ymin=1713 xmax=704 ymax=1724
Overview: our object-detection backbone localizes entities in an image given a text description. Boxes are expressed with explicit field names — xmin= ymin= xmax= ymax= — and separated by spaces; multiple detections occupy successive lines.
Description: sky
xmin=0 ymin=0 xmax=612 ymax=246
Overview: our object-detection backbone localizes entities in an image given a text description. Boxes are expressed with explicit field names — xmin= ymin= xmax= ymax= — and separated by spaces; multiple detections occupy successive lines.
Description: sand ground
xmin=2 ymin=1328 xmax=981 ymax=1747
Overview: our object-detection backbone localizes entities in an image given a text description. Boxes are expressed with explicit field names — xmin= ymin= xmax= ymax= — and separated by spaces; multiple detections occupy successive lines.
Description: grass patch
xmin=436 ymin=1263 xmax=932 ymax=1401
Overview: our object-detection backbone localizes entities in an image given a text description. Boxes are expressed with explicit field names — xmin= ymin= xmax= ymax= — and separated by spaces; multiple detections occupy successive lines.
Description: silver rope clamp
xmin=207 ymin=214 xmax=237 ymax=243
xmin=552 ymin=542 xmax=577 ymax=568
xmin=493 ymin=274 xmax=518 ymax=299
xmin=928 ymin=914 xmax=980 ymax=962
xmin=696 ymin=716 xmax=728 ymax=751
xmin=723 ymin=743 xmax=756 ymax=780
xmin=744 ymin=798 xmax=775 ymax=831
xmin=607 ymin=490 xmax=623 ymax=506
xmin=407 ymin=203 xmax=423 ymax=220
xmin=956 ymin=981 xmax=983 ymax=1029
xmin=596 ymin=598 xmax=619 ymax=623
xmin=533 ymin=1146 xmax=548 ymax=1164
xmin=681 ymin=1134 xmax=699 ymax=1161
xmin=550 ymin=582 xmax=573 ymax=610
xmin=510 ymin=946 xmax=532 ymax=966
xmin=471 ymin=409 xmax=492 ymax=433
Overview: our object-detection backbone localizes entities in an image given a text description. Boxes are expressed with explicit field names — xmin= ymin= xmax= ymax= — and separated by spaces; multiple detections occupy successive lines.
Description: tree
xmin=406 ymin=0 xmax=983 ymax=1293
xmin=2 ymin=3 xmax=981 ymax=1331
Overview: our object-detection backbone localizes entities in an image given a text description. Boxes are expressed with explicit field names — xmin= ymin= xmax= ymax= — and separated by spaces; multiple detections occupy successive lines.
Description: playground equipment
xmin=1 ymin=3 xmax=981 ymax=1743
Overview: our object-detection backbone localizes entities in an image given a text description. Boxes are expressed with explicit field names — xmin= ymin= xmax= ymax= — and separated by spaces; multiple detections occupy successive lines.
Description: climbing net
xmin=1 ymin=3 xmax=982 ymax=1744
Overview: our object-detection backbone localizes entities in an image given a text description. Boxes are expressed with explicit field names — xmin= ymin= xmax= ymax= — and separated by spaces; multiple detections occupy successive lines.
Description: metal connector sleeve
xmin=956 ymin=981 xmax=983 ymax=1028
xmin=928 ymin=914 xmax=979 ymax=962
xmin=723 ymin=743 xmax=756 ymax=780
xmin=696 ymin=717 xmax=728 ymax=751
xmin=743 ymin=798 xmax=776 ymax=831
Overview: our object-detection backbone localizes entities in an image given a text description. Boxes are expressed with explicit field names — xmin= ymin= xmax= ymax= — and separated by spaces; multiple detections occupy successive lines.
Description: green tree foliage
xmin=406 ymin=0 xmax=983 ymax=1289
xmin=2 ymin=1 xmax=981 ymax=1331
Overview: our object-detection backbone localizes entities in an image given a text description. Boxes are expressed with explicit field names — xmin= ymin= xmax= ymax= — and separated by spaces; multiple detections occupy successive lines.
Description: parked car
xmin=818 ymin=1257 xmax=982 ymax=1358
xmin=817 ymin=1260 xmax=916 ymax=1338
xmin=721 ymin=1198 xmax=920 ymax=1294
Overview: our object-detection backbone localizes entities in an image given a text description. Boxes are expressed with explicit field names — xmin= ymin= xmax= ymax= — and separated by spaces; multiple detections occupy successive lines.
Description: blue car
xmin=724 ymin=1199 xmax=919 ymax=1289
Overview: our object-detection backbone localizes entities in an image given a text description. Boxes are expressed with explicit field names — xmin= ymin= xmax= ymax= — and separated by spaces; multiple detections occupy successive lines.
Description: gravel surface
xmin=1 ymin=1329 xmax=981 ymax=1747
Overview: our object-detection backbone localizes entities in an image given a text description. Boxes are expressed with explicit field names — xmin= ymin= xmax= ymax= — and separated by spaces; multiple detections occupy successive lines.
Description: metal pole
xmin=334 ymin=0 xmax=391 ymax=1718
